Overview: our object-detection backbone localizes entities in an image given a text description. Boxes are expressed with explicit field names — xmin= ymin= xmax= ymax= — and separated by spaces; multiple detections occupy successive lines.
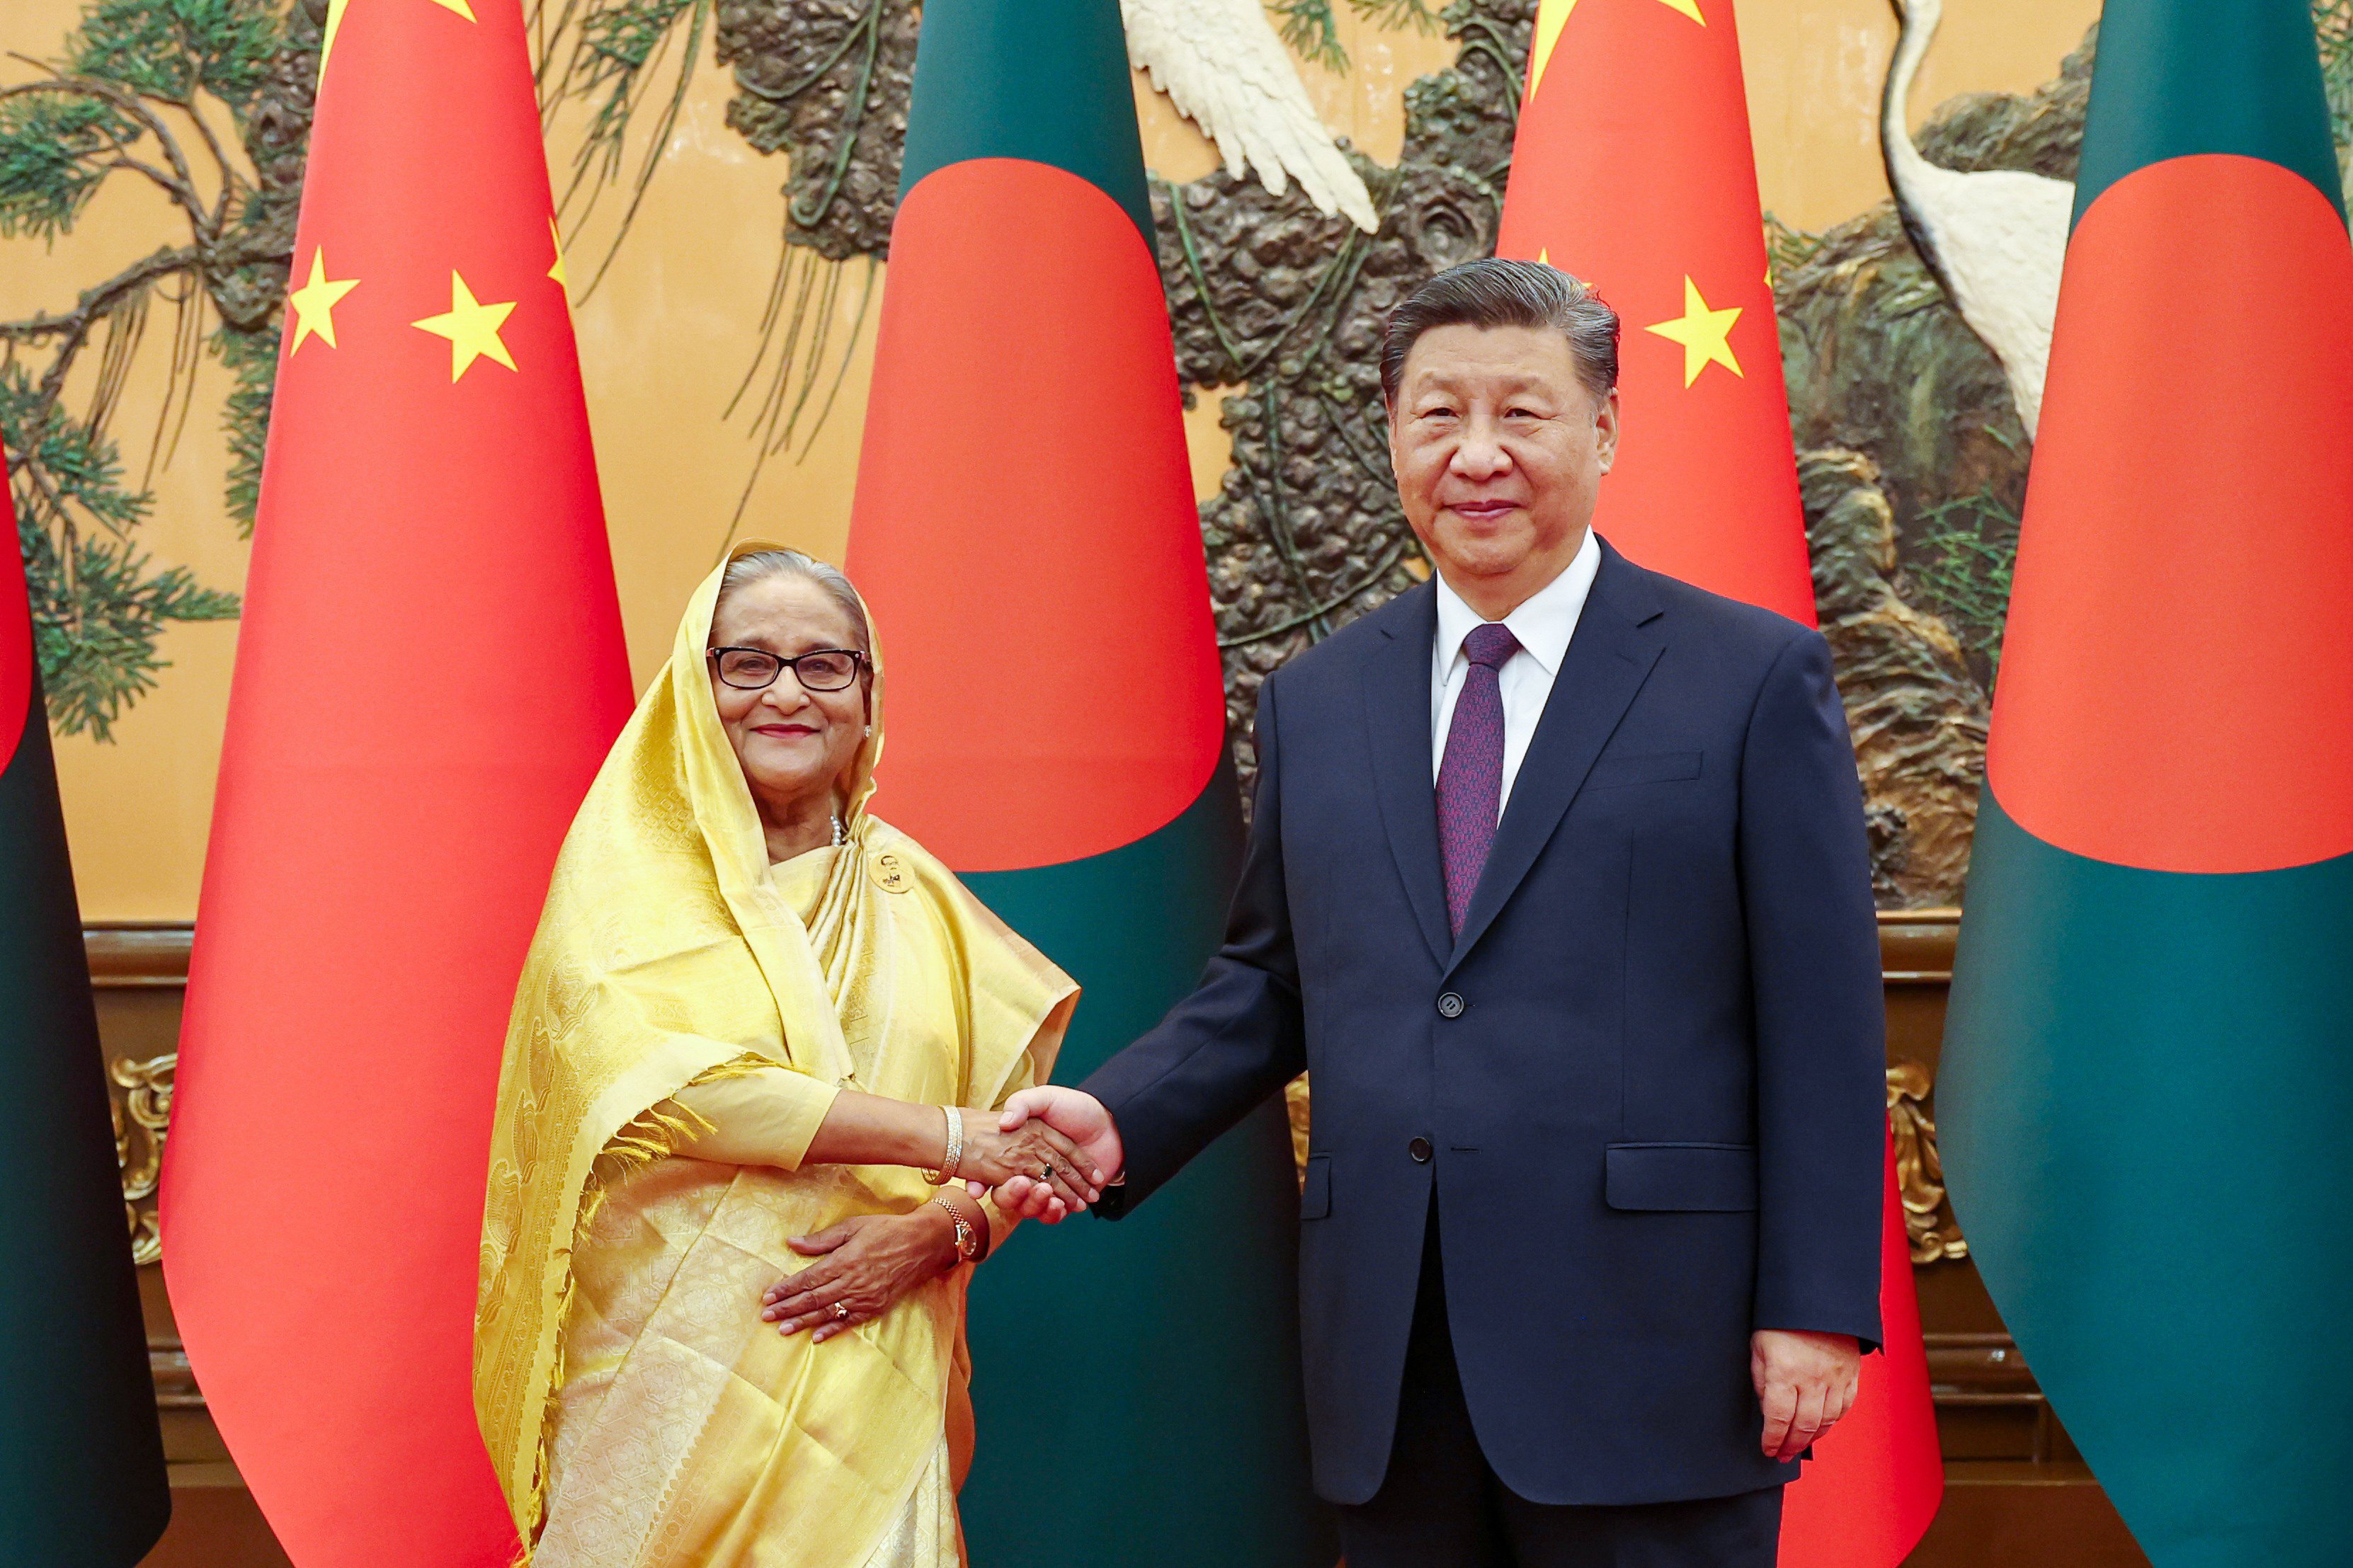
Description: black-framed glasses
xmin=707 ymin=646 xmax=867 ymax=692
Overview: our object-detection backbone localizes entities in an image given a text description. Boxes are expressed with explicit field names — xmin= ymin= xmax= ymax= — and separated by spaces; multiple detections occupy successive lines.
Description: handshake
xmin=955 ymin=1086 xmax=1125 ymax=1223
xmin=759 ymin=1086 xmax=1124 ymax=1342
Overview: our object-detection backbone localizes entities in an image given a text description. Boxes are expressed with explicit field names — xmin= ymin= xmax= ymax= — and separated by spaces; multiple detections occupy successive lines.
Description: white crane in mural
xmin=1881 ymin=0 xmax=2070 ymax=435
xmin=1123 ymin=0 xmax=1381 ymax=231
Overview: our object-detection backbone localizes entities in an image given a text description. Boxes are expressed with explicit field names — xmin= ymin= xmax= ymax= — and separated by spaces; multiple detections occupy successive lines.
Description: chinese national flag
xmin=1498 ymin=4 xmax=1942 ymax=1563
xmin=160 ymin=1 xmax=632 ymax=1563
xmin=1496 ymin=0 xmax=1808 ymax=619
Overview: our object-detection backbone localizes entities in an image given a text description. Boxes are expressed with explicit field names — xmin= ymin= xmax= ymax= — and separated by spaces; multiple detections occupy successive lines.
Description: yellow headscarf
xmin=474 ymin=544 xmax=1075 ymax=1552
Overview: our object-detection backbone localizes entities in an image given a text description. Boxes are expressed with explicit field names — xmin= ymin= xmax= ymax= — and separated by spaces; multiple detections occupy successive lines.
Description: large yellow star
xmin=547 ymin=218 xmax=568 ymax=292
xmin=287 ymin=247 xmax=360 ymax=355
xmin=1529 ymin=0 xmax=1706 ymax=98
xmin=319 ymin=0 xmax=477 ymax=84
xmin=412 ymin=270 xmax=518 ymax=381
xmin=1644 ymin=275 xmax=1744 ymax=387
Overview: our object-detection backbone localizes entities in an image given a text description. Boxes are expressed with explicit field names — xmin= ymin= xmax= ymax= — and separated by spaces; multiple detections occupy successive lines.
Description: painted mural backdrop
xmin=6 ymin=0 xmax=2353 ymax=905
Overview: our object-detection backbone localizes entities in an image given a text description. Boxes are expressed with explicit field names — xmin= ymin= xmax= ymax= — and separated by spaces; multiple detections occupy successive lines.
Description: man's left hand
xmin=1750 ymin=1329 xmax=1861 ymax=1462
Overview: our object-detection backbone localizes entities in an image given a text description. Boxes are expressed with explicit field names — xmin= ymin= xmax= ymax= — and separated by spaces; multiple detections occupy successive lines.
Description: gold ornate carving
xmin=1888 ymin=1058 xmax=1967 ymax=1264
xmin=111 ymin=1051 xmax=176 ymax=1266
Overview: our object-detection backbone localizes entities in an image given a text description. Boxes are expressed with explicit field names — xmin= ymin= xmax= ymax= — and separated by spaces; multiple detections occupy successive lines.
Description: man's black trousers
xmin=1335 ymin=1204 xmax=1784 ymax=1568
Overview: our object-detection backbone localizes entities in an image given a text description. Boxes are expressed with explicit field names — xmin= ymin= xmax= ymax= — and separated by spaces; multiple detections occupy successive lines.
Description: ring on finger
xmin=831 ymin=1302 xmax=851 ymax=1322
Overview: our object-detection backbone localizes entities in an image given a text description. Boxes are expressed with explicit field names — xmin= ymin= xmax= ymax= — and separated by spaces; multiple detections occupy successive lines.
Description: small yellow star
xmin=1529 ymin=0 xmax=1705 ymax=98
xmin=320 ymin=0 xmax=347 ymax=82
xmin=320 ymin=0 xmax=477 ymax=84
xmin=412 ymin=270 xmax=518 ymax=381
xmin=547 ymin=218 xmax=567 ymax=292
xmin=1644 ymin=275 xmax=1744 ymax=387
xmin=287 ymin=247 xmax=360 ymax=355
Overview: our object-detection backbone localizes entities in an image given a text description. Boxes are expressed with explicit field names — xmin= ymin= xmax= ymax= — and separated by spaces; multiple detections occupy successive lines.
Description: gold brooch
xmin=870 ymin=850 xmax=911 ymax=893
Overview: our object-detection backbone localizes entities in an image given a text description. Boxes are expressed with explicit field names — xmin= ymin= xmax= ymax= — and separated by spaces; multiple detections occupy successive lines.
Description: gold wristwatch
xmin=933 ymin=1195 xmax=981 ymax=1262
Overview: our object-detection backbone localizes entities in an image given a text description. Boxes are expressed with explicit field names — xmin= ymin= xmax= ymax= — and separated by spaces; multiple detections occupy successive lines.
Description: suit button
xmin=1437 ymin=991 xmax=1465 ymax=1019
xmin=1408 ymin=1137 xmax=1433 ymax=1163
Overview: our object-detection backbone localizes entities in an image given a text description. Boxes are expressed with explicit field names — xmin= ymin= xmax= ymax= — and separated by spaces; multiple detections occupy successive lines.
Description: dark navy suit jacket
xmin=1082 ymin=538 xmax=1885 ymax=1506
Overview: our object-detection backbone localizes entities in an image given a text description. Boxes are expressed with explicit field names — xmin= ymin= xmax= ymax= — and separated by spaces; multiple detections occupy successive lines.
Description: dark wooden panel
xmin=1908 ymin=1464 xmax=2146 ymax=1568
xmin=137 ymin=1468 xmax=292 ymax=1568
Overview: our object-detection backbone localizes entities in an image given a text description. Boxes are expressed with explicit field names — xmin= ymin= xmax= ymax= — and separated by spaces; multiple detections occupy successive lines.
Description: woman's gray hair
xmin=714 ymin=549 xmax=873 ymax=658
xmin=1379 ymin=257 xmax=1620 ymax=405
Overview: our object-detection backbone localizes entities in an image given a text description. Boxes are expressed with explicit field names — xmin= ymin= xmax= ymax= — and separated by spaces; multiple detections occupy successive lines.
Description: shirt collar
xmin=1432 ymin=527 xmax=1602 ymax=679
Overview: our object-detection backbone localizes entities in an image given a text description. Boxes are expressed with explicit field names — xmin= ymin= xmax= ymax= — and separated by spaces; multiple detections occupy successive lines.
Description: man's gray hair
xmin=1379 ymin=257 xmax=1621 ymax=405
xmin=715 ymin=548 xmax=873 ymax=658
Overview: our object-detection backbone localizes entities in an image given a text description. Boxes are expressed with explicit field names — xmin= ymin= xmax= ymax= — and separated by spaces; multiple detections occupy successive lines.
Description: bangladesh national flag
xmin=1940 ymin=2 xmax=2353 ymax=1562
xmin=843 ymin=0 xmax=1329 ymax=1561
xmin=0 ymin=450 xmax=171 ymax=1561
xmin=1497 ymin=8 xmax=1941 ymax=1563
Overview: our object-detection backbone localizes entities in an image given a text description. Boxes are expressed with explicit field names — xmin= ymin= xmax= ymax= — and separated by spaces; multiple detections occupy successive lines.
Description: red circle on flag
xmin=0 ymin=464 xmax=32 ymax=766
xmin=1989 ymin=154 xmax=2353 ymax=873
xmin=848 ymin=159 xmax=1225 ymax=871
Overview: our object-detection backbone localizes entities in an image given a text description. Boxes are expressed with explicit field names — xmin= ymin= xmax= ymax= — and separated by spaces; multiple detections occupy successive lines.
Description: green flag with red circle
xmin=1940 ymin=1 xmax=2353 ymax=1561
xmin=843 ymin=0 xmax=1330 ymax=1561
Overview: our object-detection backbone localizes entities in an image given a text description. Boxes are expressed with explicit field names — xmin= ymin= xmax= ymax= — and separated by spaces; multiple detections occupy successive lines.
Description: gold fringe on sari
xmin=474 ymin=545 xmax=1075 ymax=1566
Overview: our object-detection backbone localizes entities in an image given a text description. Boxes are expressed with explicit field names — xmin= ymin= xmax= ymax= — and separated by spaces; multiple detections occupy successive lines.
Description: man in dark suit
xmin=996 ymin=258 xmax=1884 ymax=1567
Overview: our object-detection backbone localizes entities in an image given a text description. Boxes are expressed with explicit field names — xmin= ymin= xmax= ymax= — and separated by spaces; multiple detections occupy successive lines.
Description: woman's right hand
xmin=955 ymin=1115 xmax=1103 ymax=1211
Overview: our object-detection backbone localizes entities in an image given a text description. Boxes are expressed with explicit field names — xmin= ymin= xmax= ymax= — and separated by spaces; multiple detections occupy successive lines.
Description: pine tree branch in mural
xmin=539 ymin=0 xmax=713 ymax=300
xmin=1270 ymin=0 xmax=1441 ymax=76
xmin=533 ymin=0 xmax=907 ymax=527
xmin=0 ymin=0 xmax=317 ymax=738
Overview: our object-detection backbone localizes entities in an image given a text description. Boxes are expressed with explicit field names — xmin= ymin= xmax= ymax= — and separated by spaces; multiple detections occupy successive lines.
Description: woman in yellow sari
xmin=475 ymin=546 xmax=1103 ymax=1567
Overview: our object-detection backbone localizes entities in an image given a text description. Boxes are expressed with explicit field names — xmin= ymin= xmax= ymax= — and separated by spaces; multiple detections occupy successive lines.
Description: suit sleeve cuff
xmin=1753 ymin=1304 xmax=1884 ymax=1356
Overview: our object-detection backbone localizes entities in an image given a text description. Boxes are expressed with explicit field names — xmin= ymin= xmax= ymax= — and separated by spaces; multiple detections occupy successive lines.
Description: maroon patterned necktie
xmin=1436 ymin=622 xmax=1521 ymax=937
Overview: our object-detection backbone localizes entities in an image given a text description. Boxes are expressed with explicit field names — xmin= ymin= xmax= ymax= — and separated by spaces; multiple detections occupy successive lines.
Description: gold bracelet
xmin=933 ymin=1195 xmax=980 ymax=1263
xmin=922 ymin=1105 xmax=964 ymax=1186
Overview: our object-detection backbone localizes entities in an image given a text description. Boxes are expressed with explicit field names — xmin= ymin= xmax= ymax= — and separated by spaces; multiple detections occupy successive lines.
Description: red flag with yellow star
xmin=160 ymin=1 xmax=631 ymax=1562
xmin=1496 ymin=0 xmax=1808 ymax=617
xmin=1497 ymin=4 xmax=1941 ymax=1564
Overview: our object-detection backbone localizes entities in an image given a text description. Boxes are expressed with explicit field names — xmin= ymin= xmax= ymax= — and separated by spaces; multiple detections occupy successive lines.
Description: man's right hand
xmin=956 ymin=1116 xmax=1103 ymax=1212
xmin=990 ymin=1087 xmax=1123 ymax=1220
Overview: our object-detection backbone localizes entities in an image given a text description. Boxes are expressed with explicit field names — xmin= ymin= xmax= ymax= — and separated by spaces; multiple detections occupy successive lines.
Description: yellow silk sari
xmin=475 ymin=546 xmax=1076 ymax=1567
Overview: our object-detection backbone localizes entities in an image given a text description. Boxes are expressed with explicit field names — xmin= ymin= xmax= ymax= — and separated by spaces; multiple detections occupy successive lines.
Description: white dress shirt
xmin=1430 ymin=527 xmax=1602 ymax=816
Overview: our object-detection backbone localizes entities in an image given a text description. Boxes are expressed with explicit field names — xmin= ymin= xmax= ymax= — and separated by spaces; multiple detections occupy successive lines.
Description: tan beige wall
xmin=1745 ymin=0 xmax=2098 ymax=231
xmin=3 ymin=0 xmax=2092 ymax=920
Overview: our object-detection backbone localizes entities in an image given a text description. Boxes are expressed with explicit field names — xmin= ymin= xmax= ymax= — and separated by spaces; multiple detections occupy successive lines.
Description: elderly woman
xmin=475 ymin=546 xmax=1102 ymax=1568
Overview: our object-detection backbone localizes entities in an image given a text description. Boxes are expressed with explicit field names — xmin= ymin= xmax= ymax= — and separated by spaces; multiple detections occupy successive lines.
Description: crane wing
xmin=1122 ymin=0 xmax=1379 ymax=231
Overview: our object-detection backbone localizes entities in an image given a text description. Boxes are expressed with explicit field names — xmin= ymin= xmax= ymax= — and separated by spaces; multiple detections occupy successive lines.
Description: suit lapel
xmin=1361 ymin=583 xmax=1452 ymax=967
xmin=1446 ymin=542 xmax=1665 ymax=975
